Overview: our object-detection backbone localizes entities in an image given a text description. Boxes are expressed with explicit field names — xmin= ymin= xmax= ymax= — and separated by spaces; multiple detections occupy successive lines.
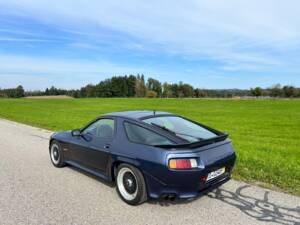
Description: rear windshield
xmin=143 ymin=116 xmax=218 ymax=143
xmin=124 ymin=122 xmax=174 ymax=145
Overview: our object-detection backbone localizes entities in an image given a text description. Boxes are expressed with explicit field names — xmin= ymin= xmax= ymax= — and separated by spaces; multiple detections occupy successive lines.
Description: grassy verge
xmin=0 ymin=98 xmax=299 ymax=195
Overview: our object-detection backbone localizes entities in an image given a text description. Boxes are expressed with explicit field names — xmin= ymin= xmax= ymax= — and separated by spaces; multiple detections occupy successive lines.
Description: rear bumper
xmin=145 ymin=171 xmax=232 ymax=199
xmin=144 ymin=154 xmax=236 ymax=199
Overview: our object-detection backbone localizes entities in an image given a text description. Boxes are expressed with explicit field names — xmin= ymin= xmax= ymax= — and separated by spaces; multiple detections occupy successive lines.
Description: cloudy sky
xmin=0 ymin=0 xmax=300 ymax=90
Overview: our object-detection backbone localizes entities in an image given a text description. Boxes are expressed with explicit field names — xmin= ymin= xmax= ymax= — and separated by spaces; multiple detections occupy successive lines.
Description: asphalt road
xmin=0 ymin=119 xmax=299 ymax=225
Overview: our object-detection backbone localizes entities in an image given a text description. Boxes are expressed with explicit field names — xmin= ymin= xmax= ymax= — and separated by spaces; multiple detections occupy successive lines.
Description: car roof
xmin=103 ymin=110 xmax=173 ymax=120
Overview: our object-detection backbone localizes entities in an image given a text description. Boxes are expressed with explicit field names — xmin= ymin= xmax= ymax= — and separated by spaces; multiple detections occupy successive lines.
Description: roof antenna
xmin=153 ymin=110 xmax=156 ymax=117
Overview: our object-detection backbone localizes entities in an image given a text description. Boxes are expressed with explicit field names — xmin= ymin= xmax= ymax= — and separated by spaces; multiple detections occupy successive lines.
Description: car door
xmin=70 ymin=118 xmax=115 ymax=173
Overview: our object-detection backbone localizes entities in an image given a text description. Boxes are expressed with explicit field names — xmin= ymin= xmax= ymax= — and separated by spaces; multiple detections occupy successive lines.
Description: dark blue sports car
xmin=49 ymin=110 xmax=236 ymax=205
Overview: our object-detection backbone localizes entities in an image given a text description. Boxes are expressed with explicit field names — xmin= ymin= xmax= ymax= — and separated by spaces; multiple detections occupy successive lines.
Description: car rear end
xmin=145 ymin=139 xmax=236 ymax=200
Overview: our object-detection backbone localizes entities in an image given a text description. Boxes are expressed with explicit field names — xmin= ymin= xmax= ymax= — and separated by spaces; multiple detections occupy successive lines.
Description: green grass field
xmin=0 ymin=98 xmax=299 ymax=195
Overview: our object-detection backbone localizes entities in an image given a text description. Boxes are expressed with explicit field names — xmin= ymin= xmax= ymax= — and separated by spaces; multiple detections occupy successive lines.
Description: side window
xmin=124 ymin=122 xmax=174 ymax=145
xmin=83 ymin=119 xmax=115 ymax=139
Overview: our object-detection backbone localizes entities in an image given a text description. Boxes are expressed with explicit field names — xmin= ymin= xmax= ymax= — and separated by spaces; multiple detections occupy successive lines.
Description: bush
xmin=146 ymin=90 xmax=157 ymax=98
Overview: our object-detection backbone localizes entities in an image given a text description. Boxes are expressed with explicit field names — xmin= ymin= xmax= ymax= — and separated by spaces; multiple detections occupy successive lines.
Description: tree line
xmin=250 ymin=84 xmax=300 ymax=97
xmin=0 ymin=85 xmax=25 ymax=98
xmin=1 ymin=75 xmax=300 ymax=98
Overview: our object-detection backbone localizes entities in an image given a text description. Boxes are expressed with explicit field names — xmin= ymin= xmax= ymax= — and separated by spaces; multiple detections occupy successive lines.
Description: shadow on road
xmin=150 ymin=185 xmax=300 ymax=225
xmin=207 ymin=185 xmax=300 ymax=225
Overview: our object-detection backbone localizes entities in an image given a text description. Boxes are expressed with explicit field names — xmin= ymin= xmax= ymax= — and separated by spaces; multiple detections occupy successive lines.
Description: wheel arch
xmin=49 ymin=138 xmax=56 ymax=150
xmin=110 ymin=156 xmax=142 ymax=182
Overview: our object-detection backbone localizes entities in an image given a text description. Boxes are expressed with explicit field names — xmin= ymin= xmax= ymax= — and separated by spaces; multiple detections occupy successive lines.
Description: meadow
xmin=0 ymin=98 xmax=299 ymax=195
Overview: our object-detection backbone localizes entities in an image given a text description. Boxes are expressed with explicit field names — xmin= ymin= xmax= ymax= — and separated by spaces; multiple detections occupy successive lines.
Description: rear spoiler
xmin=154 ymin=133 xmax=229 ymax=149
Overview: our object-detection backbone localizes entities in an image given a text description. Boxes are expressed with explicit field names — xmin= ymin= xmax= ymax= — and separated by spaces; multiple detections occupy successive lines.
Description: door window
xmin=82 ymin=119 xmax=115 ymax=139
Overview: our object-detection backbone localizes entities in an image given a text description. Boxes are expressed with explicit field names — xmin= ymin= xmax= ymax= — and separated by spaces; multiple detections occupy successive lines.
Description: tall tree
xmin=135 ymin=74 xmax=147 ymax=97
xmin=250 ymin=87 xmax=262 ymax=97
xmin=127 ymin=75 xmax=136 ymax=97
xmin=15 ymin=85 xmax=25 ymax=98
xmin=147 ymin=78 xmax=162 ymax=97
xmin=178 ymin=82 xmax=194 ymax=97
xmin=162 ymin=82 xmax=173 ymax=98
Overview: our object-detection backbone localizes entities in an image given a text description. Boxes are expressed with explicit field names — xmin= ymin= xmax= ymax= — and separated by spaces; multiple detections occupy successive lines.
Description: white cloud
xmin=1 ymin=0 xmax=300 ymax=71
xmin=0 ymin=37 xmax=52 ymax=42
xmin=1 ymin=0 xmax=300 ymax=89
xmin=4 ymin=1 xmax=300 ymax=44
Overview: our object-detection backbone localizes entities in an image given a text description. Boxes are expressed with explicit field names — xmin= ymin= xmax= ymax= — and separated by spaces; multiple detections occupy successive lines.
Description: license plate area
xmin=207 ymin=167 xmax=225 ymax=181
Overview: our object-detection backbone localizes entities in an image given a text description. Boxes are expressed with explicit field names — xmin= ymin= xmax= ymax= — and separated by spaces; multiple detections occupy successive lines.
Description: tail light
xmin=169 ymin=158 xmax=198 ymax=169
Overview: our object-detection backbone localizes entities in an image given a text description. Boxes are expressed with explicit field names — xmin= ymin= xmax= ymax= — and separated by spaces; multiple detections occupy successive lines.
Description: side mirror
xmin=71 ymin=129 xmax=81 ymax=137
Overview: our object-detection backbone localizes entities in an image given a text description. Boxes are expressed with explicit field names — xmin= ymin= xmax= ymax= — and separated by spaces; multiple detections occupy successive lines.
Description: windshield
xmin=143 ymin=116 xmax=218 ymax=143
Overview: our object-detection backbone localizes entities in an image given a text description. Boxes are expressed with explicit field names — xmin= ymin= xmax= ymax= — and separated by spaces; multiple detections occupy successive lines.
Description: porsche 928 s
xmin=49 ymin=110 xmax=236 ymax=205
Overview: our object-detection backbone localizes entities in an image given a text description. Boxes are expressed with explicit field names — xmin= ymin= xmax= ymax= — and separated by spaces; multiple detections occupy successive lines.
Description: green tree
xmin=162 ymin=82 xmax=173 ymax=98
xmin=15 ymin=85 xmax=25 ymax=98
xmin=147 ymin=78 xmax=162 ymax=97
xmin=135 ymin=74 xmax=147 ymax=97
xmin=179 ymin=82 xmax=194 ymax=97
xmin=127 ymin=75 xmax=136 ymax=97
xmin=283 ymin=85 xmax=297 ymax=97
xmin=84 ymin=84 xmax=96 ymax=97
xmin=250 ymin=87 xmax=262 ymax=97
xmin=269 ymin=84 xmax=282 ymax=97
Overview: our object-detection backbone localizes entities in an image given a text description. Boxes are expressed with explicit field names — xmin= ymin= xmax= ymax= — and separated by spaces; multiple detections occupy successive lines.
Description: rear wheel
xmin=116 ymin=164 xmax=147 ymax=205
xmin=50 ymin=141 xmax=65 ymax=167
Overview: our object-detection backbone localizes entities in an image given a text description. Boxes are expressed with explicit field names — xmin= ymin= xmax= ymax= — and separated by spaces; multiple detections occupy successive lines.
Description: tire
xmin=49 ymin=140 xmax=65 ymax=168
xmin=116 ymin=163 xmax=147 ymax=205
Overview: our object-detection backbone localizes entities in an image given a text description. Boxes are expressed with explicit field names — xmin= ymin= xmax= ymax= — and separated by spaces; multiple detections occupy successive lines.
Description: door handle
xmin=104 ymin=144 xmax=110 ymax=149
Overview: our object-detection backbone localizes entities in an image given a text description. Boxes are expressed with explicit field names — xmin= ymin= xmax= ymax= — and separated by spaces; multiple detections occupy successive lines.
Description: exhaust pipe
xmin=162 ymin=194 xmax=169 ymax=201
xmin=161 ymin=193 xmax=177 ymax=201
xmin=169 ymin=194 xmax=176 ymax=201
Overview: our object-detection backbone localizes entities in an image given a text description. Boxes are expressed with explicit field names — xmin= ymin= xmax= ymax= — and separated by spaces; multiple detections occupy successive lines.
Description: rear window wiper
xmin=150 ymin=123 xmax=203 ymax=141
xmin=150 ymin=122 xmax=175 ymax=133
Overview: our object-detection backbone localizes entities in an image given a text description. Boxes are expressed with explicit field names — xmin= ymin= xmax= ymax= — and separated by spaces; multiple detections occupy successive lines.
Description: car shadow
xmin=207 ymin=185 xmax=300 ymax=225
xmin=149 ymin=185 xmax=300 ymax=225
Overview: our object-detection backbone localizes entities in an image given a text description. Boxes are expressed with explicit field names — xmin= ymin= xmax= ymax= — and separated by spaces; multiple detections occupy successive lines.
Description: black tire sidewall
xmin=116 ymin=164 xmax=147 ymax=205
xmin=50 ymin=140 xmax=65 ymax=167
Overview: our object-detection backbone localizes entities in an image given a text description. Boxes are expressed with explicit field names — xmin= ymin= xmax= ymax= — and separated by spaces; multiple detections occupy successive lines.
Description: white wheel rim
xmin=117 ymin=167 xmax=138 ymax=201
xmin=50 ymin=144 xmax=60 ymax=165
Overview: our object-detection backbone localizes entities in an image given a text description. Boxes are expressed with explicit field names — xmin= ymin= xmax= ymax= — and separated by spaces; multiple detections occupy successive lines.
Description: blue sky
xmin=1 ymin=0 xmax=300 ymax=90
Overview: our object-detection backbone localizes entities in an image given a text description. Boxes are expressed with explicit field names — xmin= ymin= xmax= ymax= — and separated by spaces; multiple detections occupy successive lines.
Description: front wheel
xmin=116 ymin=164 xmax=147 ymax=205
xmin=50 ymin=141 xmax=65 ymax=168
